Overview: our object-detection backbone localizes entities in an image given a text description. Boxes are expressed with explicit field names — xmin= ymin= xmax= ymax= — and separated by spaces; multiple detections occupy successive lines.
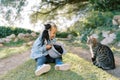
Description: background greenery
xmin=89 ymin=0 xmax=120 ymax=11
xmin=0 ymin=26 xmax=33 ymax=38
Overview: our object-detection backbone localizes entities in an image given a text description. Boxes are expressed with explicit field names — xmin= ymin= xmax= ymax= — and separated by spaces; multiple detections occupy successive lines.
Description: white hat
xmin=48 ymin=44 xmax=66 ymax=58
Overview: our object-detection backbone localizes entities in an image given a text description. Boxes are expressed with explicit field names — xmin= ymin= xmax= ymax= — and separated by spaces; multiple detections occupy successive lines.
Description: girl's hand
xmin=46 ymin=44 xmax=52 ymax=50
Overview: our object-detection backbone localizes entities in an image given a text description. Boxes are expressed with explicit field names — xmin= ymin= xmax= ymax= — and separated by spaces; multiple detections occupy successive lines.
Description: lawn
xmin=0 ymin=46 xmax=30 ymax=59
xmin=0 ymin=53 xmax=118 ymax=80
xmin=0 ymin=40 xmax=31 ymax=59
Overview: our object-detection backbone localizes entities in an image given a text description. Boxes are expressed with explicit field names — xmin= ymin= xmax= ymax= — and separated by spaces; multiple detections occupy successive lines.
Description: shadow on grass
xmin=105 ymin=61 xmax=120 ymax=79
xmin=38 ymin=64 xmax=85 ymax=80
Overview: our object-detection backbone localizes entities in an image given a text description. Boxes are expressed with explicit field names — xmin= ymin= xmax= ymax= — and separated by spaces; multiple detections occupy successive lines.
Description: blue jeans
xmin=36 ymin=55 xmax=63 ymax=68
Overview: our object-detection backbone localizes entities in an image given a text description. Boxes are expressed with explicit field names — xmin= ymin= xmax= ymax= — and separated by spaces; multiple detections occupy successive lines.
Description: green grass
xmin=0 ymin=40 xmax=31 ymax=59
xmin=111 ymin=46 xmax=120 ymax=57
xmin=4 ymin=40 xmax=26 ymax=47
xmin=0 ymin=53 xmax=118 ymax=80
xmin=0 ymin=45 xmax=30 ymax=59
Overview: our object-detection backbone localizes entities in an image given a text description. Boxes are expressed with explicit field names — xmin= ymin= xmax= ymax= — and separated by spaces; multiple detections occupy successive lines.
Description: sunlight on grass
xmin=0 ymin=53 xmax=118 ymax=80
xmin=64 ymin=53 xmax=118 ymax=80
xmin=0 ymin=45 xmax=30 ymax=59
xmin=111 ymin=46 xmax=120 ymax=52
xmin=111 ymin=46 xmax=120 ymax=57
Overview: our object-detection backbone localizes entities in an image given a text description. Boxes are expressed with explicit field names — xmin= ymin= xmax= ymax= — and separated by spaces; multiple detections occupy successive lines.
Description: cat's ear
xmin=92 ymin=37 xmax=97 ymax=45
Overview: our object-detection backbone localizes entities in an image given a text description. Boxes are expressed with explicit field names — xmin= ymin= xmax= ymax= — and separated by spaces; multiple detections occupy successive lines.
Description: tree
xmin=0 ymin=0 xmax=88 ymax=25
xmin=0 ymin=0 xmax=27 ymax=25
xmin=89 ymin=0 xmax=120 ymax=11
xmin=30 ymin=0 xmax=88 ymax=23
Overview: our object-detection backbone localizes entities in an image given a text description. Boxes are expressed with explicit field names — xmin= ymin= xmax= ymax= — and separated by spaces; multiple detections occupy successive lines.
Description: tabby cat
xmin=87 ymin=36 xmax=115 ymax=70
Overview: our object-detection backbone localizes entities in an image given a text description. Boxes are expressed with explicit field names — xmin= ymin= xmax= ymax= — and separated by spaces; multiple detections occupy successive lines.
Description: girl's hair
xmin=41 ymin=23 xmax=57 ymax=46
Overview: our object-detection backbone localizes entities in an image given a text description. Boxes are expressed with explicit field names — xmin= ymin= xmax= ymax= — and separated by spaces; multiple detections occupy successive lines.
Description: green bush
xmin=89 ymin=0 xmax=120 ymax=11
xmin=56 ymin=32 xmax=69 ymax=38
xmin=80 ymin=28 xmax=92 ymax=43
xmin=71 ymin=31 xmax=78 ymax=36
xmin=68 ymin=11 xmax=118 ymax=43
xmin=0 ymin=26 xmax=33 ymax=38
xmin=115 ymin=30 xmax=120 ymax=42
xmin=85 ymin=11 xmax=114 ymax=29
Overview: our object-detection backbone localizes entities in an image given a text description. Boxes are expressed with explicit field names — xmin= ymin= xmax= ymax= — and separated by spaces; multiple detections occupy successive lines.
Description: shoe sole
xmin=55 ymin=64 xmax=71 ymax=71
xmin=35 ymin=65 xmax=51 ymax=76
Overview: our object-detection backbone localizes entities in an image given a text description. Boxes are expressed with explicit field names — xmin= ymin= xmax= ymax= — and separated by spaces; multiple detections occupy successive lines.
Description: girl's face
xmin=49 ymin=26 xmax=57 ymax=40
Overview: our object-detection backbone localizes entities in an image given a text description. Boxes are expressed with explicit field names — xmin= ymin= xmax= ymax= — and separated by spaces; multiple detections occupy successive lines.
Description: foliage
xmin=89 ymin=0 xmax=120 ymax=11
xmin=115 ymin=30 xmax=120 ymax=42
xmin=69 ymin=30 xmax=78 ymax=37
xmin=56 ymin=32 xmax=69 ymax=38
xmin=68 ymin=11 xmax=117 ymax=43
xmin=1 ymin=0 xmax=25 ymax=7
xmin=56 ymin=31 xmax=78 ymax=38
xmin=0 ymin=0 xmax=90 ymax=25
xmin=85 ymin=11 xmax=114 ymax=29
xmin=0 ymin=26 xmax=33 ymax=38
xmin=80 ymin=28 xmax=93 ymax=43
xmin=0 ymin=0 xmax=27 ymax=24
xmin=4 ymin=39 xmax=25 ymax=47
xmin=30 ymin=0 xmax=88 ymax=23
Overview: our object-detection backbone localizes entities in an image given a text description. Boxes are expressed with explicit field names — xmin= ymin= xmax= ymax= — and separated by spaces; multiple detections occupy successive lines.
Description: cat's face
xmin=87 ymin=36 xmax=97 ymax=46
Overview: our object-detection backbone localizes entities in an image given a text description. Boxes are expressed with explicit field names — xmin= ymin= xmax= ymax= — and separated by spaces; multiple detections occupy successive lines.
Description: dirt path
xmin=0 ymin=50 xmax=31 ymax=76
xmin=66 ymin=46 xmax=120 ymax=79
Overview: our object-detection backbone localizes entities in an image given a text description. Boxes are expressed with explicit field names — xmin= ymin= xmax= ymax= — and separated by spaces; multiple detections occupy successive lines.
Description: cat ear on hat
xmin=44 ymin=24 xmax=51 ymax=30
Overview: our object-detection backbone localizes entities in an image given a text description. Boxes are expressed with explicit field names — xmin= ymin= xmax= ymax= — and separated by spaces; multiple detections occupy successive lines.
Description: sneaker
xmin=35 ymin=64 xmax=51 ymax=76
xmin=55 ymin=63 xmax=71 ymax=71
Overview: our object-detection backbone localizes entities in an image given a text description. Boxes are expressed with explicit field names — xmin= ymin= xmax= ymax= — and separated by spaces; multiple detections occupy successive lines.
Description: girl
xmin=30 ymin=22 xmax=70 ymax=76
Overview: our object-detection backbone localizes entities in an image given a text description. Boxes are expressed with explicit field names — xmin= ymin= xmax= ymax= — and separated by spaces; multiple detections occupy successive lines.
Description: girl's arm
xmin=39 ymin=44 xmax=47 ymax=52
xmin=32 ymin=36 xmax=50 ymax=53
xmin=38 ymin=42 xmax=52 ymax=52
